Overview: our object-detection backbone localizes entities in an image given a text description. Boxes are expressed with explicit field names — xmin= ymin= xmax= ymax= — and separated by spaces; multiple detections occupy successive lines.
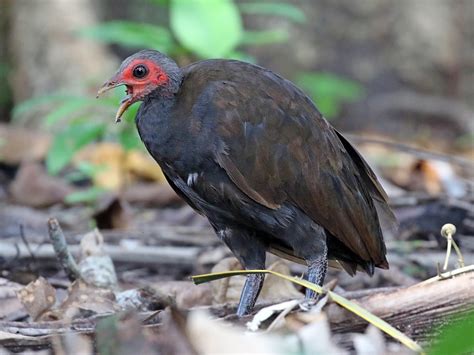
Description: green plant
xmin=296 ymin=72 xmax=365 ymax=119
xmin=12 ymin=0 xmax=365 ymax=205
xmin=428 ymin=310 xmax=474 ymax=355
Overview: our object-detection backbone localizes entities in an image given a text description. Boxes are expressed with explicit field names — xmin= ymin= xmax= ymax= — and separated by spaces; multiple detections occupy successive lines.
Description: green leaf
xmin=296 ymin=72 xmax=365 ymax=118
xmin=239 ymin=2 xmax=306 ymax=23
xmin=46 ymin=121 xmax=106 ymax=175
xmin=43 ymin=98 xmax=98 ymax=127
xmin=80 ymin=21 xmax=174 ymax=52
xmin=12 ymin=94 xmax=76 ymax=121
xmin=240 ymin=30 xmax=289 ymax=46
xmin=148 ymin=0 xmax=170 ymax=6
xmin=170 ymin=0 xmax=242 ymax=58
xmin=192 ymin=269 xmax=424 ymax=353
xmin=225 ymin=51 xmax=256 ymax=63
xmin=429 ymin=310 xmax=474 ymax=355
xmin=65 ymin=187 xmax=107 ymax=204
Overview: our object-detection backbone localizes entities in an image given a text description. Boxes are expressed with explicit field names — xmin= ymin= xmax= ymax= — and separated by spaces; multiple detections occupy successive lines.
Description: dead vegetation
xmin=0 ymin=126 xmax=473 ymax=354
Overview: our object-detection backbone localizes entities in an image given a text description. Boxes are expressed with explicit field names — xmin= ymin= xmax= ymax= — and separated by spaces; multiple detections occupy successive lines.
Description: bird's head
xmin=97 ymin=50 xmax=182 ymax=122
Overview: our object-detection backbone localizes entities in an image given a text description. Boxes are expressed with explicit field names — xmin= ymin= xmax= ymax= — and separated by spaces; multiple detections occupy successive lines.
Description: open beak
xmin=97 ymin=79 xmax=133 ymax=123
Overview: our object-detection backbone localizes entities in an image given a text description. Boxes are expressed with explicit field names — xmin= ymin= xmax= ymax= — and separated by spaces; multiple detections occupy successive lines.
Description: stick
xmin=0 ymin=240 xmax=202 ymax=267
xmin=326 ymin=272 xmax=474 ymax=342
xmin=47 ymin=218 xmax=81 ymax=281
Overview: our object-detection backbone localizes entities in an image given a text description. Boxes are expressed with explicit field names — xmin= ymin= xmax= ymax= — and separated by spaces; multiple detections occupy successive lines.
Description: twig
xmin=47 ymin=218 xmax=81 ymax=282
xmin=415 ymin=264 xmax=474 ymax=286
xmin=19 ymin=225 xmax=36 ymax=263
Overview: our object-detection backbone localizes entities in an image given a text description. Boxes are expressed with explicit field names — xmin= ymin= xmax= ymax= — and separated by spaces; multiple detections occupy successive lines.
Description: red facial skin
xmin=98 ymin=59 xmax=169 ymax=122
xmin=119 ymin=58 xmax=169 ymax=100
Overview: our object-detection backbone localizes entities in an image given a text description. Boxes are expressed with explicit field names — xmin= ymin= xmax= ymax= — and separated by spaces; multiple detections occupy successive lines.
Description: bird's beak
xmin=97 ymin=77 xmax=131 ymax=123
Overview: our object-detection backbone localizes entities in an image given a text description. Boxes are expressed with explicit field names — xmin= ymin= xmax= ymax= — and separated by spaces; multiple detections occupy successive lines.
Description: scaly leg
xmin=213 ymin=226 xmax=266 ymax=317
xmin=305 ymin=251 xmax=328 ymax=299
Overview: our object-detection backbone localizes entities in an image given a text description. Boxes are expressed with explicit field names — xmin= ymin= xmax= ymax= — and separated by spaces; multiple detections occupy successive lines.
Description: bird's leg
xmin=237 ymin=273 xmax=265 ymax=317
xmin=305 ymin=250 xmax=328 ymax=300
xmin=281 ymin=219 xmax=328 ymax=301
xmin=215 ymin=227 xmax=266 ymax=317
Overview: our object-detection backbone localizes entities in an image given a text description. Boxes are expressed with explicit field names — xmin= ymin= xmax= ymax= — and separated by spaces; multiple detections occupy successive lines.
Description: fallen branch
xmin=0 ymin=240 xmax=202 ymax=267
xmin=326 ymin=272 xmax=474 ymax=342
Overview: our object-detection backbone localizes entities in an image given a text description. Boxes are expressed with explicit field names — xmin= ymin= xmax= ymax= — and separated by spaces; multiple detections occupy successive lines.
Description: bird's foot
xmin=299 ymin=294 xmax=329 ymax=312
xmin=236 ymin=273 xmax=265 ymax=317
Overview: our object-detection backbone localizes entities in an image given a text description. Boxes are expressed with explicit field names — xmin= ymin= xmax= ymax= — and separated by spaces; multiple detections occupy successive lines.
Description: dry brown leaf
xmin=16 ymin=276 xmax=56 ymax=321
xmin=259 ymin=261 xmax=305 ymax=301
xmin=151 ymin=281 xmax=212 ymax=309
xmin=75 ymin=142 xmax=125 ymax=190
xmin=58 ymin=280 xmax=118 ymax=319
xmin=9 ymin=161 xmax=74 ymax=207
xmin=0 ymin=123 xmax=50 ymax=164
xmin=75 ymin=143 xmax=166 ymax=191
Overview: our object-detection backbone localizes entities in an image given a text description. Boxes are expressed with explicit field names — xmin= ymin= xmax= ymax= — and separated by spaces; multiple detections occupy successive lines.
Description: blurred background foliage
xmin=10 ymin=0 xmax=364 ymax=197
xmin=1 ymin=0 xmax=472 ymax=204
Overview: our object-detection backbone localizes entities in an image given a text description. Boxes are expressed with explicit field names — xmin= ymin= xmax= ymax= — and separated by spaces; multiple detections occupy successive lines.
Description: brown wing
xmin=184 ymin=60 xmax=393 ymax=267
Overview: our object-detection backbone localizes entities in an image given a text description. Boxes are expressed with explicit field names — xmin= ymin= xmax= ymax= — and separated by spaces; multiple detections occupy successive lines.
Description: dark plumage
xmin=99 ymin=50 xmax=395 ymax=316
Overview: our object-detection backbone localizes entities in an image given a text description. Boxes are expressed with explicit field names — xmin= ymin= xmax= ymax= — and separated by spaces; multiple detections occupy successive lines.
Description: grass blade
xmin=192 ymin=269 xmax=423 ymax=353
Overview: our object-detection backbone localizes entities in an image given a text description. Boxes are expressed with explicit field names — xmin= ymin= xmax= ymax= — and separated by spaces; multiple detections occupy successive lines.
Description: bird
xmin=98 ymin=49 xmax=395 ymax=317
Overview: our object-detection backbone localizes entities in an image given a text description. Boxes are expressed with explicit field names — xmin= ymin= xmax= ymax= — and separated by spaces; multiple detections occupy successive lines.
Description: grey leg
xmin=215 ymin=227 xmax=266 ymax=317
xmin=305 ymin=249 xmax=328 ymax=299
xmin=278 ymin=217 xmax=329 ymax=300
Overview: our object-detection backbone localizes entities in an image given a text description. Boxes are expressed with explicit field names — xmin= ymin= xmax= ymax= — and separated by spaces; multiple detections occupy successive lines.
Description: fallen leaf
xmin=75 ymin=142 xmax=125 ymax=190
xmin=0 ymin=123 xmax=50 ymax=164
xmin=16 ymin=276 xmax=56 ymax=321
xmin=151 ymin=281 xmax=212 ymax=309
xmin=9 ymin=161 xmax=74 ymax=207
xmin=58 ymin=280 xmax=118 ymax=320
xmin=75 ymin=143 xmax=166 ymax=191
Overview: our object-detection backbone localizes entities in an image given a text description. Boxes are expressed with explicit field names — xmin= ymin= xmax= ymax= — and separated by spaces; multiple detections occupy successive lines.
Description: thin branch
xmin=47 ymin=218 xmax=81 ymax=282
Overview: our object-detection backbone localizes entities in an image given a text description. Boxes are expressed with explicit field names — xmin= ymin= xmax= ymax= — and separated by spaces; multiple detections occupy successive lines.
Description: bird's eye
xmin=132 ymin=65 xmax=148 ymax=79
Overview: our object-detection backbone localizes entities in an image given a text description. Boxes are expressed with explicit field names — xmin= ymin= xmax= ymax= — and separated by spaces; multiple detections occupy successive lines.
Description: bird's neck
xmin=135 ymin=93 xmax=187 ymax=166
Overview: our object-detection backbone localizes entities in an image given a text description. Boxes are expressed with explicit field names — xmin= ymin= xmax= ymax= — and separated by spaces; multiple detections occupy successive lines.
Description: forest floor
xmin=0 ymin=124 xmax=473 ymax=354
